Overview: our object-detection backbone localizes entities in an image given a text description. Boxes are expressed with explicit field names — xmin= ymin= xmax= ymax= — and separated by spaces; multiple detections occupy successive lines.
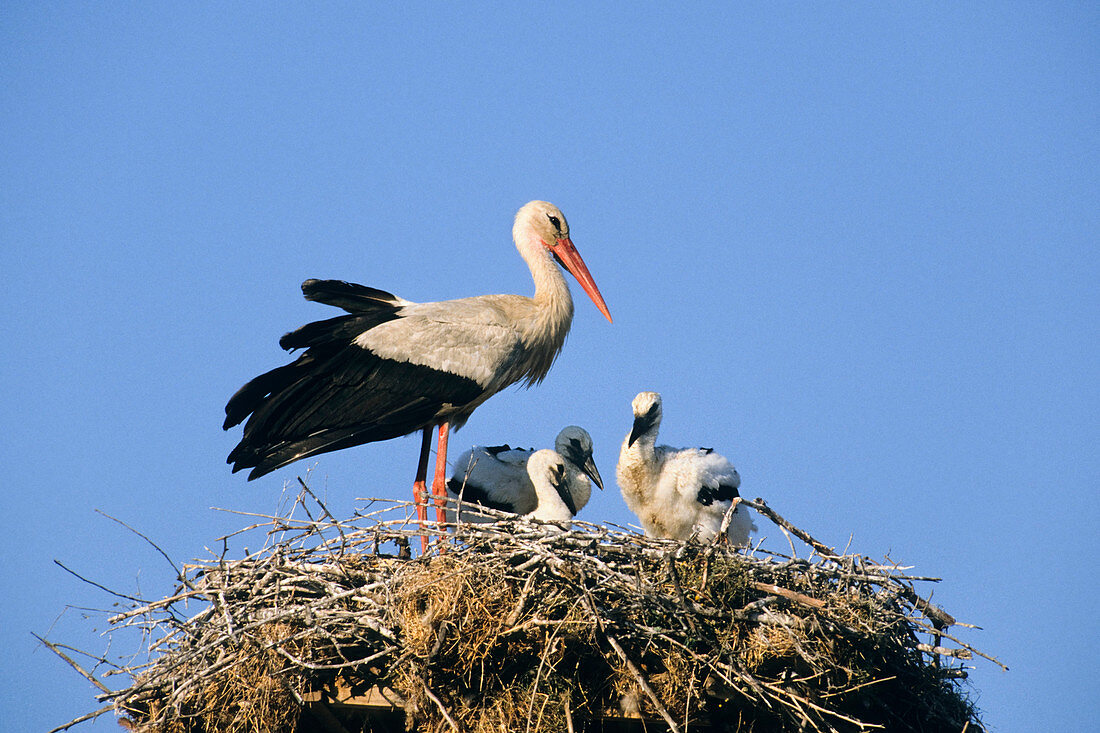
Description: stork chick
xmin=446 ymin=426 xmax=603 ymax=523
xmin=616 ymin=391 xmax=755 ymax=545
xmin=523 ymin=449 xmax=577 ymax=525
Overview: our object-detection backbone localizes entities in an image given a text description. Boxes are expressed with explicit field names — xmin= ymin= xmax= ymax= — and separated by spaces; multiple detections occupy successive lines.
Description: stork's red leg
xmin=413 ymin=426 xmax=433 ymax=553
xmin=431 ymin=421 xmax=450 ymax=525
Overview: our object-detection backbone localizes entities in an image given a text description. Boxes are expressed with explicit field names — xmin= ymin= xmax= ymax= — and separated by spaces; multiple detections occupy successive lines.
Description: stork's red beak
xmin=553 ymin=237 xmax=613 ymax=323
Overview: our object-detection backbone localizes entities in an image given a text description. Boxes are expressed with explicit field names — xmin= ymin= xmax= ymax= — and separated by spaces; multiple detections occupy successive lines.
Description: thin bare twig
xmin=53 ymin=560 xmax=145 ymax=604
xmin=422 ymin=683 xmax=460 ymax=731
xmin=34 ymin=634 xmax=111 ymax=694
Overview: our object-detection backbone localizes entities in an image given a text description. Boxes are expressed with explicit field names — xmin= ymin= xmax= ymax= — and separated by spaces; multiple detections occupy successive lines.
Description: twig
xmin=603 ymin=629 xmax=681 ymax=733
xmin=53 ymin=560 xmax=145 ymax=604
xmin=898 ymin=585 xmax=956 ymax=628
xmin=33 ymin=633 xmax=111 ymax=694
xmin=664 ymin=553 xmax=700 ymax=635
xmin=524 ymin=596 xmax=581 ymax=733
xmin=742 ymin=498 xmax=838 ymax=558
xmin=298 ymin=476 xmax=350 ymax=555
xmin=917 ymin=643 xmax=972 ymax=660
xmin=422 ymin=683 xmax=460 ymax=731
xmin=95 ymin=510 xmax=191 ymax=588
xmin=504 ymin=567 xmax=541 ymax=627
xmin=578 ymin=575 xmax=682 ymax=733
xmin=752 ymin=582 xmax=826 ymax=610
xmin=45 ymin=704 xmax=115 ymax=733
xmin=716 ymin=497 xmax=742 ymax=541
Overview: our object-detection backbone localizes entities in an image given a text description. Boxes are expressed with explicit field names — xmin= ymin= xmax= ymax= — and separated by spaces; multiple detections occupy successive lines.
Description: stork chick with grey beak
xmin=445 ymin=426 xmax=603 ymax=524
xmin=223 ymin=201 xmax=612 ymax=551
xmin=616 ymin=391 xmax=756 ymax=546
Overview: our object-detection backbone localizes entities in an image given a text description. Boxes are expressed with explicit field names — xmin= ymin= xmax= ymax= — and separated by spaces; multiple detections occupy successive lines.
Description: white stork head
xmin=514 ymin=200 xmax=613 ymax=323
xmin=526 ymin=448 xmax=577 ymax=522
xmin=628 ymin=391 xmax=663 ymax=447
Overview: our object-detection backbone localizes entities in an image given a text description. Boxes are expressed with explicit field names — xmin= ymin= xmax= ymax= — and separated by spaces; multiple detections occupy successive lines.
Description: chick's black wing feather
xmin=696 ymin=482 xmax=741 ymax=506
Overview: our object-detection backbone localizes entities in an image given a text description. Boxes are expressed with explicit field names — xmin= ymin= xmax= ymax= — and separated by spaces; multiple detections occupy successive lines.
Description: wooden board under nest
xmin=45 ymin=491 xmax=1004 ymax=733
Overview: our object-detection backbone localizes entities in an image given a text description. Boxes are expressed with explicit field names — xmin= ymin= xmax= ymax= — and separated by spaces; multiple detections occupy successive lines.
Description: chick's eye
xmin=547 ymin=215 xmax=561 ymax=232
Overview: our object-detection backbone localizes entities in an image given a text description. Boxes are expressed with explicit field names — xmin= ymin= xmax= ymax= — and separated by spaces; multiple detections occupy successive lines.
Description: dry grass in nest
xmin=45 ymin=487 xmax=1004 ymax=733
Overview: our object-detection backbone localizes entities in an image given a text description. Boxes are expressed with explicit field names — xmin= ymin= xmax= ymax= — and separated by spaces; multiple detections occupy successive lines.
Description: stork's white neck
xmin=513 ymin=231 xmax=574 ymax=383
xmin=529 ymin=243 xmax=574 ymax=326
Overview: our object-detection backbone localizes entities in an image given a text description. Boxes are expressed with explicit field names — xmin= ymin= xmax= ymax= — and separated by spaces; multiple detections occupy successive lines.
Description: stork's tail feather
xmin=235 ymin=425 xmax=396 ymax=480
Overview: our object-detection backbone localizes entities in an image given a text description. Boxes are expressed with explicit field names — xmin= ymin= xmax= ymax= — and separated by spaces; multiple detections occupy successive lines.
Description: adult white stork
xmin=445 ymin=426 xmax=603 ymax=523
xmin=521 ymin=449 xmax=578 ymax=525
xmin=616 ymin=391 xmax=756 ymax=546
xmin=223 ymin=201 xmax=612 ymax=546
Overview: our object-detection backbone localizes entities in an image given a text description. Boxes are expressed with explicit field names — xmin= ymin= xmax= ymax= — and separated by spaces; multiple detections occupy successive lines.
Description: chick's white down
xmin=523 ymin=449 xmax=576 ymax=524
xmin=617 ymin=391 xmax=756 ymax=545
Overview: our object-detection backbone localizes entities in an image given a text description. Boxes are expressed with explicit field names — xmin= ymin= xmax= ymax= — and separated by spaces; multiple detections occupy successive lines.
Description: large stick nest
xmin=48 ymin=488 xmax=1002 ymax=733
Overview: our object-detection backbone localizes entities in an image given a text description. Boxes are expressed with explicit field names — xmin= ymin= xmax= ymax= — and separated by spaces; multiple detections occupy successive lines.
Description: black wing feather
xmin=225 ymin=309 xmax=483 ymax=480
xmin=279 ymin=309 xmax=400 ymax=352
xmin=696 ymin=482 xmax=740 ymax=506
xmin=301 ymin=279 xmax=403 ymax=314
xmin=446 ymin=480 xmax=519 ymax=514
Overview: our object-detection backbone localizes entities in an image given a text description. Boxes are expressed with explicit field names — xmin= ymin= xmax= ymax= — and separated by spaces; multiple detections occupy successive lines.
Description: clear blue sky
xmin=2 ymin=4 xmax=1096 ymax=731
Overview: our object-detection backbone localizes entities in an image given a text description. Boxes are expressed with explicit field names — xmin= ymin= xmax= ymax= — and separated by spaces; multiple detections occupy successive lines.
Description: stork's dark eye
xmin=547 ymin=215 xmax=561 ymax=232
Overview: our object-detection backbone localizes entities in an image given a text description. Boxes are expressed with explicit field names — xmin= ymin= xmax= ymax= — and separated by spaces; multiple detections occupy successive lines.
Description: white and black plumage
xmin=445 ymin=426 xmax=603 ymax=523
xmin=616 ymin=391 xmax=756 ymax=546
xmin=522 ymin=449 xmax=577 ymax=524
xmin=223 ymin=201 xmax=612 ymax=543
